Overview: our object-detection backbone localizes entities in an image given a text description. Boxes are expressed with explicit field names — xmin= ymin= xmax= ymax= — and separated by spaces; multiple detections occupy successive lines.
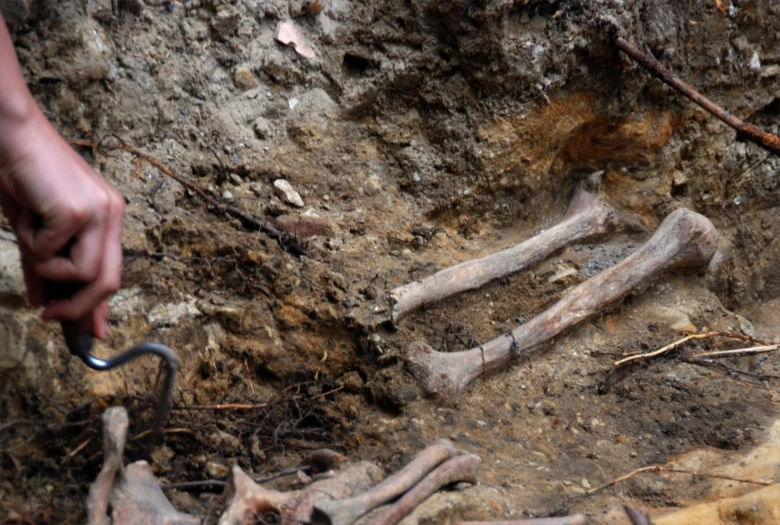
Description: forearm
xmin=0 ymin=13 xmax=38 ymax=152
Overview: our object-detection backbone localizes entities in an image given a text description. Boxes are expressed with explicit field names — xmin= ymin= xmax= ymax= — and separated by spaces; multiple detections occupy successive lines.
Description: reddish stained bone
xmin=391 ymin=175 xmax=617 ymax=324
xmin=407 ymin=208 xmax=718 ymax=396
xmin=311 ymin=439 xmax=457 ymax=525
xmin=363 ymin=453 xmax=481 ymax=525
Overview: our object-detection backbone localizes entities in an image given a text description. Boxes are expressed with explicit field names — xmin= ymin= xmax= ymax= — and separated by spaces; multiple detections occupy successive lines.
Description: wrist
xmin=0 ymin=89 xmax=43 ymax=168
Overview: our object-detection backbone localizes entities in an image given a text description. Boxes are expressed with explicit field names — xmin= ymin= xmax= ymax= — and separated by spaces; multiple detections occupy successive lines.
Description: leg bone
xmin=310 ymin=439 xmax=456 ymax=525
xmin=363 ymin=453 xmax=481 ymax=525
xmin=407 ymin=208 xmax=718 ymax=396
xmin=390 ymin=175 xmax=617 ymax=324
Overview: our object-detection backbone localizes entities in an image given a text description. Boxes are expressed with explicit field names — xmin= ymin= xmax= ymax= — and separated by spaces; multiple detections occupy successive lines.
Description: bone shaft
xmin=455 ymin=516 xmax=586 ymax=525
xmin=391 ymin=185 xmax=613 ymax=323
xmin=337 ymin=440 xmax=455 ymax=519
xmin=365 ymin=454 xmax=480 ymax=525
xmin=481 ymin=228 xmax=682 ymax=368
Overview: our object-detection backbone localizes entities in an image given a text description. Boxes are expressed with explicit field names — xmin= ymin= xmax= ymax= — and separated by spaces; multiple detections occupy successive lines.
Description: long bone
xmin=363 ymin=453 xmax=481 ymax=525
xmin=407 ymin=208 xmax=718 ymax=396
xmin=390 ymin=174 xmax=617 ymax=324
xmin=310 ymin=439 xmax=457 ymax=525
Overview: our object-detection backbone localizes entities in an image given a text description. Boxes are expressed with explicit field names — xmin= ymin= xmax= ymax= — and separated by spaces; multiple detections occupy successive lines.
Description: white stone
xmin=273 ymin=179 xmax=304 ymax=207
xmin=147 ymin=297 xmax=201 ymax=327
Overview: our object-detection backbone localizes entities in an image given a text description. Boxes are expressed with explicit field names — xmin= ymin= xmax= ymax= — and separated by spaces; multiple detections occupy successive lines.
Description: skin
xmin=0 ymin=14 xmax=124 ymax=338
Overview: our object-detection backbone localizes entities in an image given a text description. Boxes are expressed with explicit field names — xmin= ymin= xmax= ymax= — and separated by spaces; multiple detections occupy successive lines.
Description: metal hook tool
xmin=49 ymin=281 xmax=179 ymax=436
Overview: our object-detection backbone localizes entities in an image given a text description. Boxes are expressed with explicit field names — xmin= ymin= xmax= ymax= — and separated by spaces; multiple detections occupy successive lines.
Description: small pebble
xmin=273 ymin=179 xmax=304 ymax=207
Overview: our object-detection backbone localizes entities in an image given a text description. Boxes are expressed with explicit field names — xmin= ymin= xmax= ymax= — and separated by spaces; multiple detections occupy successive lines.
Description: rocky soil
xmin=1 ymin=0 xmax=779 ymax=523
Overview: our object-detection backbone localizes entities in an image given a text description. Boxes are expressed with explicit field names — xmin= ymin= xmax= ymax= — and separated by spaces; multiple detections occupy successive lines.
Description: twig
xmin=545 ymin=464 xmax=769 ymax=517
xmin=0 ymin=417 xmax=93 ymax=433
xmin=614 ymin=36 xmax=780 ymax=156
xmin=172 ymin=403 xmax=269 ymax=410
xmin=245 ymin=359 xmax=257 ymax=395
xmin=132 ymin=427 xmax=192 ymax=441
xmin=253 ymin=465 xmax=310 ymax=484
xmin=69 ymin=138 xmax=305 ymax=256
xmin=691 ymin=344 xmax=778 ymax=359
xmin=160 ymin=479 xmax=226 ymax=491
xmin=66 ymin=437 xmax=93 ymax=459
xmin=160 ymin=465 xmax=309 ymax=492
xmin=613 ymin=331 xmax=773 ymax=367
xmin=614 ymin=332 xmax=719 ymax=367
xmin=311 ymin=385 xmax=344 ymax=401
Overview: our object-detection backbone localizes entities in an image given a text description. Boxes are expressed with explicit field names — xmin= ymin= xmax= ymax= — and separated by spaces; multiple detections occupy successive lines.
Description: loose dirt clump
xmin=1 ymin=0 xmax=779 ymax=523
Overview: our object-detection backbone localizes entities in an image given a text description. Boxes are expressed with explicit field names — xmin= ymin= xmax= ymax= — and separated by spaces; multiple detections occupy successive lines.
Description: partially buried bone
xmin=363 ymin=453 xmax=481 ymax=525
xmin=86 ymin=407 xmax=199 ymax=525
xmin=218 ymin=461 xmax=384 ymax=525
xmin=407 ymin=208 xmax=718 ymax=396
xmin=310 ymin=439 xmax=457 ymax=525
xmin=390 ymin=173 xmax=617 ymax=324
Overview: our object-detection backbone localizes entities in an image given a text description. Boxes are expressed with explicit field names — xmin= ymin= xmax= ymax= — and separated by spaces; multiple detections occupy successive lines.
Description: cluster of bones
xmin=392 ymin=172 xmax=718 ymax=396
xmin=86 ymin=173 xmax=717 ymax=525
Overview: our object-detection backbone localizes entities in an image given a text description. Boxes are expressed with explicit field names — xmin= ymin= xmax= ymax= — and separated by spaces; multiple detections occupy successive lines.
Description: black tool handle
xmin=44 ymin=279 xmax=98 ymax=365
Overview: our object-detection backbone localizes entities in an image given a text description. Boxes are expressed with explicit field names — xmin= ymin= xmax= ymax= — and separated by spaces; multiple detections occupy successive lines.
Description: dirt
xmin=1 ymin=0 xmax=779 ymax=523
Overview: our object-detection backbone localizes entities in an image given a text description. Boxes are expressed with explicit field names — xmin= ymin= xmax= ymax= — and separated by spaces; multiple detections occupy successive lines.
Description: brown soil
xmin=1 ymin=0 xmax=779 ymax=523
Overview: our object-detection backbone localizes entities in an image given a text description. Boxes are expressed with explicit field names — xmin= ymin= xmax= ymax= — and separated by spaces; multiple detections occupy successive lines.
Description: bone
xmin=87 ymin=407 xmax=129 ymax=525
xmin=219 ymin=466 xmax=296 ymax=525
xmin=87 ymin=407 xmax=199 ymax=525
xmin=310 ymin=439 xmax=457 ymax=525
xmin=219 ymin=461 xmax=384 ymax=525
xmin=407 ymin=208 xmax=718 ymax=396
xmin=455 ymin=516 xmax=586 ymax=525
xmin=362 ymin=453 xmax=481 ymax=525
xmin=623 ymin=506 xmax=654 ymax=525
xmin=390 ymin=174 xmax=617 ymax=324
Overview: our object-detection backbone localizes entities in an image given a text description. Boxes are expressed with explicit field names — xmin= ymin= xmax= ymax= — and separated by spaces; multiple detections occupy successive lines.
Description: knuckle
xmin=101 ymin=275 xmax=121 ymax=295
xmin=65 ymin=202 xmax=89 ymax=226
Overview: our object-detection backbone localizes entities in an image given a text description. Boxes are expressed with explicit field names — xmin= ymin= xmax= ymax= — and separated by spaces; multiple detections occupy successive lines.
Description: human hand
xmin=0 ymin=109 xmax=125 ymax=338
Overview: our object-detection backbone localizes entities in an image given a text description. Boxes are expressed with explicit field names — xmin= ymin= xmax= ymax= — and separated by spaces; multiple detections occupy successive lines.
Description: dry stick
xmin=363 ymin=454 xmax=481 ymax=525
xmin=613 ymin=332 xmax=774 ymax=367
xmin=613 ymin=331 xmax=719 ymax=367
xmin=172 ymin=403 xmax=269 ymax=411
xmin=455 ymin=516 xmax=585 ymax=525
xmin=69 ymin=139 xmax=305 ymax=257
xmin=391 ymin=175 xmax=617 ymax=324
xmin=407 ymin=208 xmax=718 ymax=396
xmin=691 ymin=344 xmax=779 ymax=359
xmin=545 ymin=465 xmax=770 ymax=517
xmin=311 ymin=439 xmax=457 ymax=525
xmin=614 ymin=36 xmax=780 ymax=156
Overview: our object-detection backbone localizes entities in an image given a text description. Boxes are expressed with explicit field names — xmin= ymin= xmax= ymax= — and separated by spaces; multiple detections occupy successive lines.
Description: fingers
xmin=23 ymin=191 xmax=115 ymax=282
xmin=1 ymin=116 xmax=125 ymax=339
xmin=42 ymin=189 xmax=123 ymax=336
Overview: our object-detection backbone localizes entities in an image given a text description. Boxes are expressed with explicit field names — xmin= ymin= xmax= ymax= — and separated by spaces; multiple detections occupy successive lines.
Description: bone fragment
xmin=407 ymin=208 xmax=718 ymax=396
xmin=109 ymin=462 xmax=200 ymax=525
xmin=390 ymin=174 xmax=617 ymax=324
xmin=87 ymin=407 xmax=128 ymax=525
xmin=219 ymin=466 xmax=296 ymax=525
xmin=624 ymin=506 xmax=653 ymax=525
xmin=311 ymin=439 xmax=457 ymax=525
xmin=87 ymin=407 xmax=199 ymax=525
xmin=362 ymin=453 xmax=480 ymax=525
xmin=455 ymin=516 xmax=586 ymax=525
xmin=219 ymin=461 xmax=384 ymax=525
